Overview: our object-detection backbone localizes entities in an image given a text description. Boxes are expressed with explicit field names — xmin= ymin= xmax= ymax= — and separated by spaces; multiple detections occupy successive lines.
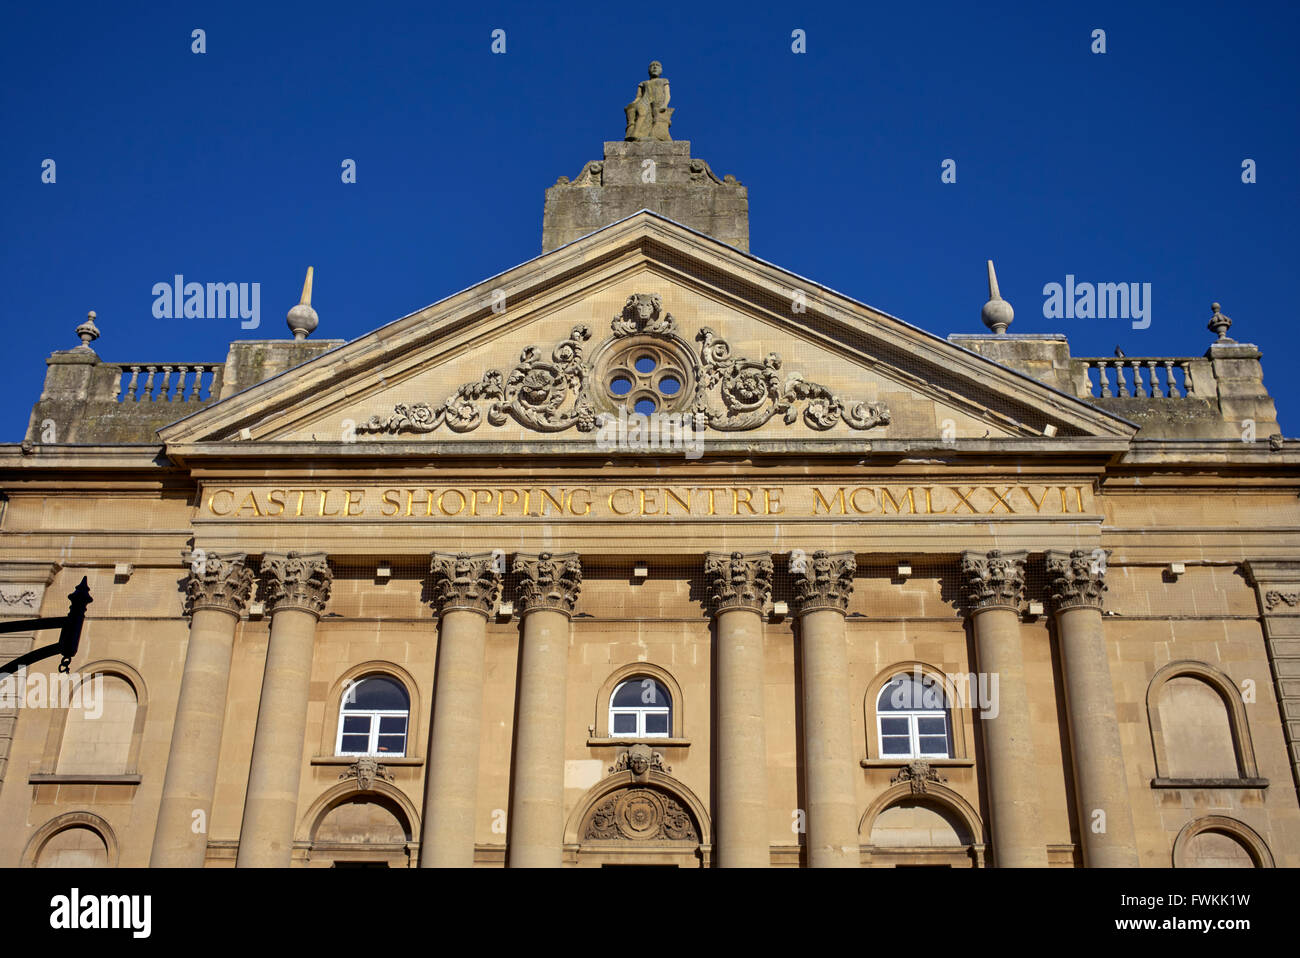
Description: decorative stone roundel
xmin=599 ymin=338 xmax=694 ymax=416
xmin=582 ymin=787 xmax=700 ymax=842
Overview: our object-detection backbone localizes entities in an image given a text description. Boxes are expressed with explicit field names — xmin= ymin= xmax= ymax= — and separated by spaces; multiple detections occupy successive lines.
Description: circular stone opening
xmin=633 ymin=396 xmax=658 ymax=415
xmin=657 ymin=375 xmax=681 ymax=396
xmin=609 ymin=375 xmax=633 ymax=397
xmin=634 ymin=355 xmax=657 ymax=374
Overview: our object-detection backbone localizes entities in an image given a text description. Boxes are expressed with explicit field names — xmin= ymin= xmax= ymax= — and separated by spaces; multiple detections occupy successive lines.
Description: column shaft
xmin=716 ymin=605 xmax=770 ymax=867
xmin=151 ymin=606 xmax=241 ymax=866
xmin=800 ymin=607 xmax=860 ymax=866
xmin=421 ymin=608 xmax=489 ymax=867
xmin=1056 ymin=604 xmax=1139 ymax=866
xmin=236 ymin=606 xmax=318 ymax=867
xmin=508 ymin=607 xmax=571 ymax=867
xmin=971 ymin=606 xmax=1048 ymax=867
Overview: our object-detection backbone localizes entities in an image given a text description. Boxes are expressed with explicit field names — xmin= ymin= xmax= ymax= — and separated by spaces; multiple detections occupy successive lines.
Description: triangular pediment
xmin=159 ymin=212 xmax=1135 ymax=459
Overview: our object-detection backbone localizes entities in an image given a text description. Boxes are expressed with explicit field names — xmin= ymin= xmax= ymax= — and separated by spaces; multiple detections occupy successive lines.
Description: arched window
xmin=56 ymin=673 xmax=138 ymax=775
xmin=609 ymin=678 xmax=672 ymax=738
xmin=876 ymin=673 xmax=952 ymax=759
xmin=336 ymin=676 xmax=410 ymax=756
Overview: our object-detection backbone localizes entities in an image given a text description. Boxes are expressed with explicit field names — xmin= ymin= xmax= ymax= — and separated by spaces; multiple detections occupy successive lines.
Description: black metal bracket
xmin=0 ymin=577 xmax=93 ymax=677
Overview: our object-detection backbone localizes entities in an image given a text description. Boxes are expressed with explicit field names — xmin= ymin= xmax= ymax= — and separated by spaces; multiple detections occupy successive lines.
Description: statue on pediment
xmin=625 ymin=61 xmax=673 ymax=141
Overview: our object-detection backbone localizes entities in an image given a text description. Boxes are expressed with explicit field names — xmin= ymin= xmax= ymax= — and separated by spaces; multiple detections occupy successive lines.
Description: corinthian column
xmin=236 ymin=551 xmax=332 ymax=868
xmin=959 ymin=550 xmax=1047 ymax=867
xmin=507 ymin=552 xmax=581 ymax=868
xmin=792 ymin=550 xmax=860 ymax=867
xmin=421 ymin=551 xmax=502 ymax=867
xmin=151 ymin=552 xmax=254 ymax=867
xmin=1045 ymin=549 xmax=1138 ymax=867
xmin=705 ymin=550 xmax=773 ymax=867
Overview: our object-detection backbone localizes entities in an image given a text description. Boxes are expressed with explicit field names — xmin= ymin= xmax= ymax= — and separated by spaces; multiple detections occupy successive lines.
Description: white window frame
xmin=336 ymin=678 xmax=410 ymax=757
xmin=876 ymin=710 xmax=951 ymax=759
xmin=609 ymin=678 xmax=672 ymax=739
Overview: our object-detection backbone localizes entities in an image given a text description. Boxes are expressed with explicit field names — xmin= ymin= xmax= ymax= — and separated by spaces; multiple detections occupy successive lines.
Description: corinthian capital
xmin=514 ymin=552 xmax=582 ymax=616
xmin=1046 ymin=548 xmax=1109 ymax=611
xmin=185 ymin=551 xmax=254 ymax=617
xmin=431 ymin=551 xmax=503 ymax=616
xmin=704 ymin=551 xmax=773 ymax=614
xmin=959 ymin=549 xmax=1027 ymax=613
xmin=792 ymin=549 xmax=856 ymax=614
xmin=261 ymin=551 xmax=333 ymax=617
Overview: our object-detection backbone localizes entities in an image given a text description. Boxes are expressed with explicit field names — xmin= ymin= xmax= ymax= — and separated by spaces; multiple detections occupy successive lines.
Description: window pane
xmin=340 ymin=734 xmax=370 ymax=753
xmin=612 ymin=713 xmax=637 ymax=734
xmin=378 ymin=715 xmax=407 ymax=734
xmin=345 ymin=676 xmax=409 ymax=711
xmin=612 ymin=679 xmax=670 ymax=708
xmin=917 ymin=716 xmax=947 ymax=735
xmin=376 ymin=734 xmax=405 ymax=754
xmin=342 ymin=715 xmax=371 ymax=734
xmin=880 ymin=717 xmax=910 ymax=735
xmin=881 ymin=735 xmax=912 ymax=755
xmin=644 ymin=713 xmax=669 ymax=734
xmin=919 ymin=736 xmax=949 ymax=756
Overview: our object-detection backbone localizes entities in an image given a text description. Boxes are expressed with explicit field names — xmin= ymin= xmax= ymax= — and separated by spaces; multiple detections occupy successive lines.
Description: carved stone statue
xmin=624 ymin=61 xmax=673 ymax=141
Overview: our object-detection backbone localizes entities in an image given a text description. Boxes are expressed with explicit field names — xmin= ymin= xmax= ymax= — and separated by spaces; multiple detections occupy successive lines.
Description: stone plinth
xmin=543 ymin=141 xmax=748 ymax=252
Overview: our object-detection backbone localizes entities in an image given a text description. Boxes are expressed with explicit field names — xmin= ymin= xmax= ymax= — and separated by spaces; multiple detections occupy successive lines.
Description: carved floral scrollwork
xmin=694 ymin=327 xmax=891 ymax=431
xmin=1265 ymin=590 xmax=1300 ymax=611
xmin=357 ymin=326 xmax=596 ymax=436
xmin=355 ymin=293 xmax=892 ymax=437
xmin=581 ymin=787 xmax=699 ymax=842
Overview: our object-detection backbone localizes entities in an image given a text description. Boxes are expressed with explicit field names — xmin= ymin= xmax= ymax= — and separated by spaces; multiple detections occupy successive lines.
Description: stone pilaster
xmin=421 ymin=552 xmax=502 ymax=868
xmin=1243 ymin=560 xmax=1300 ymax=802
xmin=236 ymin=551 xmax=332 ymax=868
xmin=508 ymin=552 xmax=581 ymax=867
xmin=705 ymin=550 xmax=773 ymax=867
xmin=791 ymin=550 xmax=860 ymax=867
xmin=152 ymin=552 xmax=254 ymax=867
xmin=1044 ymin=549 xmax=1139 ymax=867
xmin=959 ymin=549 xmax=1047 ymax=867
xmin=0 ymin=562 xmax=60 ymax=794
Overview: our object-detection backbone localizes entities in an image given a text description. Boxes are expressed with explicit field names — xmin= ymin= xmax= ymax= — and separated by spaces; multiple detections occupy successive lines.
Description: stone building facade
xmin=1 ymin=72 xmax=1297 ymax=868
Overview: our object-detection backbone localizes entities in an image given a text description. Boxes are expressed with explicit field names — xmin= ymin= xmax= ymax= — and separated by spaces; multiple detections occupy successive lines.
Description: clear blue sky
xmin=2 ymin=1 xmax=1297 ymax=439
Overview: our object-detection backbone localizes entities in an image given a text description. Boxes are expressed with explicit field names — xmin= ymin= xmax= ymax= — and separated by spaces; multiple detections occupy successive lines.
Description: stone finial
xmin=184 ymin=551 xmax=255 ymax=617
xmin=513 ymin=551 xmax=582 ymax=616
xmin=624 ymin=60 xmax=673 ymax=141
xmin=261 ymin=550 xmax=333 ymax=617
xmin=791 ymin=549 xmax=856 ymax=614
xmin=430 ymin=551 xmax=503 ymax=616
xmin=1045 ymin=548 xmax=1109 ymax=611
xmin=286 ymin=267 xmax=319 ymax=341
xmin=959 ymin=549 xmax=1028 ymax=613
xmin=704 ymin=550 xmax=773 ymax=614
xmin=1207 ymin=302 xmax=1234 ymax=342
xmin=981 ymin=260 xmax=1014 ymax=334
xmin=75 ymin=310 xmax=100 ymax=348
